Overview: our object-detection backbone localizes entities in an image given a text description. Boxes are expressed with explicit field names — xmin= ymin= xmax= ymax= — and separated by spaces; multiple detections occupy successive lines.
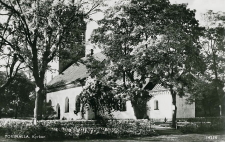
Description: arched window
xmin=48 ymin=100 xmax=52 ymax=106
xmin=74 ymin=96 xmax=80 ymax=114
xmin=65 ymin=97 xmax=69 ymax=113
xmin=56 ymin=104 xmax=60 ymax=119
xmin=154 ymin=100 xmax=159 ymax=110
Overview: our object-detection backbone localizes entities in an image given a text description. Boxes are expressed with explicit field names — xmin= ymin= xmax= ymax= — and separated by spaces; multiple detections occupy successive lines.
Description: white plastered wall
xmin=176 ymin=95 xmax=195 ymax=118
xmin=147 ymin=90 xmax=173 ymax=121
xmin=111 ymin=101 xmax=136 ymax=119
xmin=46 ymin=86 xmax=95 ymax=120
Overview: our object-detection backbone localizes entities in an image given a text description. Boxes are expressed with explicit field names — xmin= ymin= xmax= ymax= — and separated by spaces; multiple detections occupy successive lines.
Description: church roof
xmin=47 ymin=52 xmax=168 ymax=93
xmin=150 ymin=84 xmax=168 ymax=92
xmin=47 ymin=52 xmax=106 ymax=88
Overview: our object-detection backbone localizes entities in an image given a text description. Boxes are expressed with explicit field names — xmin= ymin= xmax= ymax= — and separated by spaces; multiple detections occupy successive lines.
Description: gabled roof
xmin=150 ymin=84 xmax=168 ymax=92
xmin=47 ymin=52 xmax=168 ymax=94
xmin=47 ymin=52 xmax=106 ymax=88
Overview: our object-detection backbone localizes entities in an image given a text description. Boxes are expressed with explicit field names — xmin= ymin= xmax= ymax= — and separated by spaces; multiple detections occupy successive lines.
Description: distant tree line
xmin=0 ymin=72 xmax=35 ymax=118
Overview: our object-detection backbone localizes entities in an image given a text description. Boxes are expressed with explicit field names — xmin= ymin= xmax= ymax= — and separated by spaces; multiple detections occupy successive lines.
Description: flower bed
xmin=0 ymin=119 xmax=156 ymax=140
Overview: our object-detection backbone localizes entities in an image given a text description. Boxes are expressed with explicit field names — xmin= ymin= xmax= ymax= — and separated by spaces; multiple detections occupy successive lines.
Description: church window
xmin=74 ymin=96 xmax=80 ymax=114
xmin=56 ymin=104 xmax=60 ymax=119
xmin=65 ymin=97 xmax=69 ymax=113
xmin=48 ymin=100 xmax=52 ymax=106
xmin=154 ymin=100 xmax=159 ymax=110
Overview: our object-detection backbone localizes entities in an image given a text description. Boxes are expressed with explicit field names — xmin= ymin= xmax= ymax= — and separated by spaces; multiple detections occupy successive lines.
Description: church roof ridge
xmin=47 ymin=52 xmax=106 ymax=89
xmin=150 ymin=84 xmax=168 ymax=92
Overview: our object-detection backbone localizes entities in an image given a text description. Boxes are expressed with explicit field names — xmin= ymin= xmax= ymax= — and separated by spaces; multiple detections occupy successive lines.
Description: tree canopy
xmin=191 ymin=10 xmax=225 ymax=116
xmin=0 ymin=0 xmax=106 ymax=119
xmin=84 ymin=0 xmax=205 ymax=125
xmin=0 ymin=72 xmax=35 ymax=118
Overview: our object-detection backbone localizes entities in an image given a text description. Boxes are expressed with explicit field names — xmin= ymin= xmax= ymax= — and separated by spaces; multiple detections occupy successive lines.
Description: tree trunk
xmin=39 ymin=90 xmax=44 ymax=120
xmin=34 ymin=88 xmax=45 ymax=120
xmin=14 ymin=103 xmax=18 ymax=119
xmin=0 ymin=107 xmax=2 ymax=119
xmin=131 ymin=100 xmax=147 ymax=119
xmin=170 ymin=88 xmax=177 ymax=128
xmin=212 ymin=50 xmax=221 ymax=116
xmin=222 ymin=98 xmax=225 ymax=116
xmin=94 ymin=105 xmax=98 ymax=119
xmin=34 ymin=89 xmax=39 ymax=120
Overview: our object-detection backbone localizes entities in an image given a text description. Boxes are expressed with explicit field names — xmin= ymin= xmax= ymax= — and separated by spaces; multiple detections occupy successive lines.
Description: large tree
xmin=87 ymin=0 xmax=153 ymax=119
xmin=199 ymin=10 xmax=225 ymax=116
xmin=0 ymin=0 xmax=105 ymax=120
xmin=90 ymin=0 xmax=204 ymax=126
xmin=133 ymin=2 xmax=205 ymax=127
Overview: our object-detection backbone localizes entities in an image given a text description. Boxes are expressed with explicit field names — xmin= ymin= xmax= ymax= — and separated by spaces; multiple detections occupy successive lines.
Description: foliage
xmin=0 ymin=0 xmax=107 ymax=120
xmin=0 ymin=119 xmax=155 ymax=140
xmin=178 ymin=117 xmax=225 ymax=133
xmin=79 ymin=78 xmax=127 ymax=119
xmin=0 ymin=72 xmax=35 ymax=118
xmin=187 ymin=78 xmax=223 ymax=116
xmin=42 ymin=101 xmax=56 ymax=120
xmin=0 ymin=52 xmax=22 ymax=93
xmin=197 ymin=10 xmax=225 ymax=116
xmin=0 ymin=53 xmax=22 ymax=118
xmin=185 ymin=10 xmax=225 ymax=117
xmin=89 ymin=0 xmax=204 ymax=123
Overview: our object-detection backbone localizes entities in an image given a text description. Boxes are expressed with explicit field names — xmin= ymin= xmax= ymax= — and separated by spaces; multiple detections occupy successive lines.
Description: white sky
xmin=170 ymin=0 xmax=225 ymax=23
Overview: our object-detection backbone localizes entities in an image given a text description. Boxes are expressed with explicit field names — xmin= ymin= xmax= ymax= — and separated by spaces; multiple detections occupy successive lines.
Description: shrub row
xmin=0 ymin=119 xmax=156 ymax=140
xmin=177 ymin=117 xmax=225 ymax=122
xmin=178 ymin=117 xmax=225 ymax=133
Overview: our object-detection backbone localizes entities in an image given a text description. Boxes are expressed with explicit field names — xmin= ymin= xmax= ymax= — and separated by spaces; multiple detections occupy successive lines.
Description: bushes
xmin=0 ymin=119 xmax=155 ymax=140
xmin=178 ymin=117 xmax=225 ymax=133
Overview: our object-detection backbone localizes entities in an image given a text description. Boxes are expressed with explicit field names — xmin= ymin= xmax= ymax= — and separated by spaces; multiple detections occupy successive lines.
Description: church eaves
xmin=47 ymin=52 xmax=106 ymax=92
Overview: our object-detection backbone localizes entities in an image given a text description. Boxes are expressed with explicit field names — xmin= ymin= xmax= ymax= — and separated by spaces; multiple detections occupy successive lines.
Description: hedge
xmin=0 ymin=119 xmax=156 ymax=140
xmin=177 ymin=117 xmax=225 ymax=133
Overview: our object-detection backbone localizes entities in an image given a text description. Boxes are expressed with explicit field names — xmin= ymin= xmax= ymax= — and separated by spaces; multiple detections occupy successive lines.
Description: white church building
xmin=46 ymin=51 xmax=195 ymax=121
xmin=46 ymin=19 xmax=195 ymax=121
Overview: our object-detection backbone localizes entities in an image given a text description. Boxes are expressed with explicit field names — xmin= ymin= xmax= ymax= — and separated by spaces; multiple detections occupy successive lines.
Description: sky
xmin=170 ymin=0 xmax=225 ymax=22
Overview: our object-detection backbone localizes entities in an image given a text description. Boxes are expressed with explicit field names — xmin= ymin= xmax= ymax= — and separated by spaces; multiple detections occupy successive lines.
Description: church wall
xmin=47 ymin=86 xmax=195 ymax=121
xmin=176 ymin=95 xmax=195 ymax=118
xmin=47 ymin=87 xmax=137 ymax=120
xmin=147 ymin=90 xmax=195 ymax=121
xmin=147 ymin=91 xmax=173 ymax=121
xmin=46 ymin=87 xmax=95 ymax=120
xmin=111 ymin=101 xmax=136 ymax=119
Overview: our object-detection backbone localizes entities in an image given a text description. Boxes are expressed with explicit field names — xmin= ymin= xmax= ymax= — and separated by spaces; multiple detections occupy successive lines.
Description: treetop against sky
xmin=1 ymin=0 xmax=225 ymax=75
xmin=88 ymin=0 xmax=225 ymax=41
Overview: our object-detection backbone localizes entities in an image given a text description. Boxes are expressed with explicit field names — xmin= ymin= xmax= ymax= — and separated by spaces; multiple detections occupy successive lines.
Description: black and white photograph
xmin=0 ymin=0 xmax=225 ymax=141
